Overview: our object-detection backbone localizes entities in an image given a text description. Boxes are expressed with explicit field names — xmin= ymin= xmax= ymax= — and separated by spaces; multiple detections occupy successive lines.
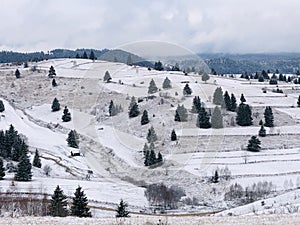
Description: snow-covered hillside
xmin=1 ymin=58 xmax=300 ymax=218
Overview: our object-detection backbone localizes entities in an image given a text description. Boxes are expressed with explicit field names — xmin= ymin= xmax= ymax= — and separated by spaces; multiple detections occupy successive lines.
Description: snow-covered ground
xmin=1 ymin=58 xmax=300 ymax=217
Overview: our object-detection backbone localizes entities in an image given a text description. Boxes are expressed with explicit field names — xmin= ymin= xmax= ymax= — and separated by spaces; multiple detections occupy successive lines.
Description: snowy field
xmin=1 ymin=58 xmax=300 ymax=217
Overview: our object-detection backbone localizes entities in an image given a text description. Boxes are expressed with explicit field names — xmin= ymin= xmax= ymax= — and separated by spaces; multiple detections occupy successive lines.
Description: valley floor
xmin=0 ymin=213 xmax=300 ymax=225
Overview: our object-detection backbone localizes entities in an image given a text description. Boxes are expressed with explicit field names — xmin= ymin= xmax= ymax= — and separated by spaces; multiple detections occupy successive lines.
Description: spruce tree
xmin=15 ymin=69 xmax=21 ymax=78
xmin=157 ymin=152 xmax=163 ymax=163
xmin=75 ymin=53 xmax=80 ymax=58
xmin=52 ymin=78 xmax=58 ymax=87
xmin=236 ymin=103 xmax=253 ymax=126
xmin=258 ymin=124 xmax=266 ymax=137
xmin=141 ymin=110 xmax=149 ymax=125
xmin=171 ymin=129 xmax=177 ymax=141
xmin=264 ymin=106 xmax=274 ymax=127
xmin=174 ymin=105 xmax=188 ymax=122
xmin=0 ymin=158 xmax=5 ymax=180
xmin=213 ymin=87 xmax=224 ymax=105
xmin=15 ymin=153 xmax=32 ymax=181
xmin=211 ymin=106 xmax=223 ymax=128
xmin=197 ymin=107 xmax=211 ymax=128
xmin=0 ymin=100 xmax=5 ymax=112
xmin=259 ymin=119 xmax=263 ymax=126
xmin=33 ymin=149 xmax=42 ymax=168
xmin=51 ymin=98 xmax=60 ymax=112
xmin=149 ymin=149 xmax=157 ymax=165
xmin=144 ymin=150 xmax=150 ymax=166
xmin=147 ymin=126 xmax=157 ymax=143
xmin=82 ymin=51 xmax=88 ymax=59
xmin=162 ymin=77 xmax=172 ymax=89
xmin=67 ymin=130 xmax=79 ymax=148
xmin=128 ymin=97 xmax=139 ymax=118
xmin=71 ymin=186 xmax=91 ymax=217
xmin=223 ymin=91 xmax=231 ymax=111
xmin=202 ymin=72 xmax=210 ymax=83
xmin=212 ymin=170 xmax=219 ymax=183
xmin=240 ymin=94 xmax=246 ymax=103
xmin=48 ymin=66 xmax=56 ymax=78
xmin=116 ymin=199 xmax=129 ymax=217
xmin=89 ymin=50 xmax=96 ymax=60
xmin=183 ymin=84 xmax=192 ymax=96
xmin=109 ymin=100 xmax=117 ymax=116
xmin=297 ymin=95 xmax=300 ymax=107
xmin=104 ymin=71 xmax=112 ymax=82
xmin=247 ymin=136 xmax=261 ymax=152
xmin=230 ymin=93 xmax=237 ymax=112
xmin=50 ymin=185 xmax=68 ymax=217
xmin=148 ymin=79 xmax=158 ymax=94
xmin=62 ymin=106 xmax=71 ymax=122
xmin=191 ymin=96 xmax=201 ymax=113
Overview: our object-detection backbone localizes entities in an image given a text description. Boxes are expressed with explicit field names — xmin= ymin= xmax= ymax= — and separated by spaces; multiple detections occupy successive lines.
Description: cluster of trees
xmin=0 ymin=125 xmax=32 ymax=181
xmin=143 ymin=142 xmax=163 ymax=166
xmin=51 ymin=98 xmax=71 ymax=123
xmin=144 ymin=183 xmax=186 ymax=209
xmin=174 ymin=104 xmax=188 ymax=122
xmin=223 ymin=91 xmax=237 ymax=112
xmin=50 ymin=185 xmax=91 ymax=217
xmin=75 ymin=50 xmax=96 ymax=60
xmin=147 ymin=77 xmax=172 ymax=95
xmin=108 ymin=100 xmax=123 ymax=117
xmin=143 ymin=126 xmax=163 ymax=166
xmin=225 ymin=181 xmax=274 ymax=204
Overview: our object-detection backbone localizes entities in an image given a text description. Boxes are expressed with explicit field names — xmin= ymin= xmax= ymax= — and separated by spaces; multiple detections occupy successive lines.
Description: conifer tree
xmin=157 ymin=152 xmax=163 ymax=163
xmin=82 ymin=51 xmax=88 ymax=59
xmin=147 ymin=126 xmax=157 ymax=143
xmin=15 ymin=153 xmax=32 ymax=181
xmin=191 ymin=96 xmax=201 ymax=113
xmin=104 ymin=71 xmax=112 ymax=82
xmin=230 ymin=93 xmax=237 ymax=112
xmin=15 ymin=69 xmax=21 ymax=78
xmin=71 ymin=186 xmax=91 ymax=217
xmin=212 ymin=170 xmax=219 ymax=183
xmin=264 ymin=106 xmax=274 ymax=127
xmin=50 ymin=185 xmax=68 ymax=217
xmin=48 ymin=66 xmax=56 ymax=78
xmin=171 ymin=129 xmax=177 ymax=141
xmin=89 ymin=50 xmax=96 ymax=60
xmin=236 ymin=103 xmax=253 ymax=126
xmin=258 ymin=124 xmax=266 ymax=137
xmin=174 ymin=105 xmax=188 ymax=122
xmin=141 ymin=110 xmax=149 ymax=125
xmin=75 ymin=53 xmax=80 ymax=58
xmin=0 ymin=158 xmax=5 ymax=180
xmin=213 ymin=87 xmax=224 ymax=105
xmin=109 ymin=100 xmax=117 ymax=116
xmin=144 ymin=150 xmax=150 ymax=166
xmin=297 ymin=95 xmax=300 ymax=107
xmin=127 ymin=55 xmax=132 ymax=65
xmin=33 ymin=149 xmax=42 ymax=168
xmin=0 ymin=100 xmax=5 ymax=112
xmin=202 ymin=72 xmax=210 ymax=83
xmin=149 ymin=149 xmax=157 ymax=165
xmin=67 ymin=130 xmax=79 ymax=148
xmin=51 ymin=98 xmax=60 ymax=112
xmin=211 ymin=106 xmax=223 ymax=128
xmin=223 ymin=91 xmax=231 ymax=111
xmin=62 ymin=106 xmax=71 ymax=122
xmin=148 ymin=79 xmax=158 ymax=94
xmin=128 ymin=97 xmax=139 ymax=118
xmin=197 ymin=107 xmax=211 ymax=128
xmin=162 ymin=77 xmax=172 ymax=89
xmin=116 ymin=199 xmax=129 ymax=217
xmin=154 ymin=61 xmax=163 ymax=71
xmin=240 ymin=94 xmax=246 ymax=103
xmin=52 ymin=78 xmax=58 ymax=87
xmin=183 ymin=84 xmax=192 ymax=96
xmin=247 ymin=136 xmax=261 ymax=152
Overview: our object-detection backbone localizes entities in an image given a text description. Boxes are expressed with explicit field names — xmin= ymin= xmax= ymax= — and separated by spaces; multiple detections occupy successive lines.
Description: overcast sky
xmin=1 ymin=0 xmax=300 ymax=53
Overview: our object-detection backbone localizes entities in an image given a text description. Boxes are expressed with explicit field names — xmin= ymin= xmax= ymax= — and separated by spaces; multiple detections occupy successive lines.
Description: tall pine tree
xmin=51 ymin=98 xmax=60 ymax=112
xmin=247 ymin=136 xmax=261 ymax=152
xmin=223 ymin=91 xmax=231 ymax=111
xmin=191 ymin=96 xmax=201 ymax=113
xmin=62 ymin=106 xmax=71 ymax=122
xmin=264 ymin=106 xmax=274 ymax=127
xmin=236 ymin=103 xmax=253 ymax=126
xmin=213 ymin=87 xmax=224 ymax=105
xmin=128 ymin=97 xmax=139 ymax=118
xmin=50 ymin=185 xmax=68 ymax=217
xmin=15 ymin=69 xmax=21 ymax=78
xmin=162 ymin=77 xmax=172 ymax=89
xmin=48 ymin=66 xmax=56 ymax=78
xmin=71 ymin=186 xmax=91 ymax=217
xmin=171 ymin=129 xmax=177 ymax=141
xmin=211 ymin=106 xmax=223 ymax=128
xmin=141 ymin=110 xmax=149 ymax=125
xmin=33 ymin=149 xmax=42 ymax=168
xmin=197 ymin=107 xmax=211 ymax=128
xmin=67 ymin=130 xmax=79 ymax=148
xmin=15 ymin=152 xmax=32 ymax=181
xmin=116 ymin=199 xmax=130 ymax=217
xmin=174 ymin=105 xmax=188 ymax=122
xmin=148 ymin=79 xmax=158 ymax=94
xmin=109 ymin=100 xmax=117 ymax=116
xmin=230 ymin=93 xmax=237 ymax=112
xmin=147 ymin=126 xmax=157 ymax=143
xmin=0 ymin=158 xmax=5 ymax=180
